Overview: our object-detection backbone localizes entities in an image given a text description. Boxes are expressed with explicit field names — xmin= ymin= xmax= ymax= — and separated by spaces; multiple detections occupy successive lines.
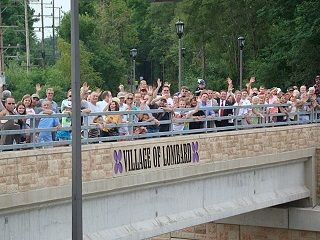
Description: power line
xmin=24 ymin=0 xmax=30 ymax=73
xmin=0 ymin=3 xmax=22 ymax=77
xmin=1 ymin=0 xmax=31 ymax=74
xmin=30 ymin=0 xmax=63 ymax=64
xmin=0 ymin=3 xmax=4 ymax=78
xmin=0 ymin=0 xmax=64 ymax=75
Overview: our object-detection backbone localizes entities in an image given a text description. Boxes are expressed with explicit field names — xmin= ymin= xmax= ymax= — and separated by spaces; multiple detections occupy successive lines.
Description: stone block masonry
xmin=0 ymin=124 xmax=319 ymax=203
xmin=317 ymin=148 xmax=320 ymax=201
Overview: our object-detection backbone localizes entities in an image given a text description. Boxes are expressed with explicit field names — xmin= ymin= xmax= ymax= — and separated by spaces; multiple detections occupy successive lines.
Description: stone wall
xmin=317 ymin=148 xmax=320 ymax=200
xmin=151 ymin=223 xmax=320 ymax=240
xmin=0 ymin=145 xmax=112 ymax=194
xmin=0 ymin=124 xmax=319 ymax=197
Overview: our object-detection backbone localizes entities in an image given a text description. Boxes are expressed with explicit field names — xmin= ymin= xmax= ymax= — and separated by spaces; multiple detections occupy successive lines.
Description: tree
xmin=58 ymin=0 xmax=139 ymax=92
xmin=7 ymin=0 xmax=320 ymax=100
xmin=55 ymin=38 xmax=103 ymax=89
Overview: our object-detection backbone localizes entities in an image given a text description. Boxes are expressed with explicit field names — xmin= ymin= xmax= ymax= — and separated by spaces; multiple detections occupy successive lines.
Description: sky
xmin=30 ymin=0 xmax=70 ymax=39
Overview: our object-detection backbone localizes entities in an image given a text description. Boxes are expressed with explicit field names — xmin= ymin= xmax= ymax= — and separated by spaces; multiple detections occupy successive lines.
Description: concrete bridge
xmin=0 ymin=124 xmax=319 ymax=239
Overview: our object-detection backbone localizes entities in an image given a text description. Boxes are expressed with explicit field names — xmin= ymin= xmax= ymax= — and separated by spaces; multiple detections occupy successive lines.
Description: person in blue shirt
xmin=38 ymin=100 xmax=60 ymax=142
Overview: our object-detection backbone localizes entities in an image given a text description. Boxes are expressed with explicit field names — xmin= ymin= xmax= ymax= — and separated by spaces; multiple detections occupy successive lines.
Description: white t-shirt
xmin=237 ymin=99 xmax=251 ymax=116
xmin=172 ymin=110 xmax=187 ymax=131
xmin=119 ymin=103 xmax=128 ymax=135
xmin=25 ymin=107 xmax=36 ymax=126
xmin=166 ymin=97 xmax=174 ymax=106
xmin=97 ymin=100 xmax=108 ymax=112
xmin=87 ymin=101 xmax=101 ymax=124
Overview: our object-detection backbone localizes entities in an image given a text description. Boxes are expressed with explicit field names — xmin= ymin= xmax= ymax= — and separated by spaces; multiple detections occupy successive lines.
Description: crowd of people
xmin=0 ymin=75 xmax=320 ymax=147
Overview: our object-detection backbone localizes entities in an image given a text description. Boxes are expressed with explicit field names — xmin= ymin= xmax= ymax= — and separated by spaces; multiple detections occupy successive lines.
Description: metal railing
xmin=0 ymin=103 xmax=319 ymax=151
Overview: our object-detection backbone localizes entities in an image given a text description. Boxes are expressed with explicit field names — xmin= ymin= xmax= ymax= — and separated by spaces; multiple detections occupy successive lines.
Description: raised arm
xmin=150 ymin=95 xmax=162 ymax=105
xmin=153 ymin=78 xmax=162 ymax=99
xmin=247 ymin=76 xmax=255 ymax=94
xmin=227 ymin=77 xmax=235 ymax=98
xmin=146 ymin=86 xmax=154 ymax=105
xmin=80 ymin=82 xmax=90 ymax=99
xmin=35 ymin=83 xmax=42 ymax=96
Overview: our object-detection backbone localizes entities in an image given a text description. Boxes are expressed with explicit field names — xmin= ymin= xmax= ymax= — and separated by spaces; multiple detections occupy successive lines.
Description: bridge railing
xmin=0 ymin=103 xmax=319 ymax=151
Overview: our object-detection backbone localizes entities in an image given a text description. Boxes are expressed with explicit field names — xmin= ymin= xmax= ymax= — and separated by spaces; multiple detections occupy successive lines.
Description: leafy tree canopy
xmin=5 ymin=0 xmax=320 ymax=99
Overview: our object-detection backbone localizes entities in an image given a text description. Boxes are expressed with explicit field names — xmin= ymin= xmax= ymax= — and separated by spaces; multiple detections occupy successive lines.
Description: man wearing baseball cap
xmin=195 ymin=78 xmax=206 ymax=96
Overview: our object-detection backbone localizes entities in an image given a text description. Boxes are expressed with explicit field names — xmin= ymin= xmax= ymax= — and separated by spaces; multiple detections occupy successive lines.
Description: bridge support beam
xmin=217 ymin=206 xmax=320 ymax=232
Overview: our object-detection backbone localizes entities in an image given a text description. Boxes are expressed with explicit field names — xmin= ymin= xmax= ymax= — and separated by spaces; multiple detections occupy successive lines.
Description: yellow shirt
xmin=103 ymin=114 xmax=121 ymax=132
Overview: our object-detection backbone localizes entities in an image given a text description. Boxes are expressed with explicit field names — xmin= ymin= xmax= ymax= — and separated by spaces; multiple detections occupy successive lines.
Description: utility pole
xmin=58 ymin=6 xmax=61 ymax=25
xmin=40 ymin=0 xmax=45 ymax=65
xmin=52 ymin=0 xmax=55 ymax=60
xmin=0 ymin=3 xmax=4 ymax=77
xmin=45 ymin=4 xmax=62 ymax=61
xmin=24 ymin=0 xmax=30 ymax=72
xmin=30 ymin=0 xmax=62 ymax=63
xmin=0 ymin=3 xmax=21 ymax=77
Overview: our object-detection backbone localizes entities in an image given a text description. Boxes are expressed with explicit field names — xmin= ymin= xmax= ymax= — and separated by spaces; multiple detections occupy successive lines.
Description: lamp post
xmin=130 ymin=48 xmax=137 ymax=92
xmin=238 ymin=36 xmax=245 ymax=90
xmin=181 ymin=47 xmax=186 ymax=84
xmin=175 ymin=20 xmax=184 ymax=90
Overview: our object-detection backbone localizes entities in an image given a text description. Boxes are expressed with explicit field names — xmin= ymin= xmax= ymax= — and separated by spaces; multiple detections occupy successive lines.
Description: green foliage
xmin=288 ymin=1 xmax=320 ymax=86
xmin=58 ymin=0 xmax=139 ymax=93
xmin=55 ymin=38 xmax=103 ymax=88
xmin=5 ymin=62 xmax=65 ymax=102
xmin=6 ymin=37 xmax=103 ymax=103
xmin=6 ymin=62 xmax=37 ymax=101
xmin=5 ymin=0 xmax=320 ymax=98
xmin=175 ymin=0 xmax=320 ymax=90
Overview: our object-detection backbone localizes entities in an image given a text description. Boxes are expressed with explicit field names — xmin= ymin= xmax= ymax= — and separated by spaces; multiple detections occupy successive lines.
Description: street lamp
xmin=181 ymin=47 xmax=186 ymax=57
xmin=175 ymin=20 xmax=184 ymax=90
xmin=130 ymin=48 xmax=137 ymax=92
xmin=238 ymin=36 xmax=245 ymax=90
xmin=181 ymin=48 xmax=186 ymax=84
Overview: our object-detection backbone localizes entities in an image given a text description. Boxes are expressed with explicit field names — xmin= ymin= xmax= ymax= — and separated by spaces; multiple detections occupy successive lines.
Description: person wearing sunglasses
xmin=61 ymin=90 xmax=72 ymax=112
xmin=0 ymin=97 xmax=21 ymax=146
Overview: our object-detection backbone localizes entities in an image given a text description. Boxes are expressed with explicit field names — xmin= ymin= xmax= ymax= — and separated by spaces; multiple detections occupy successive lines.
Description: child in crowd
xmin=88 ymin=115 xmax=104 ymax=139
xmin=173 ymin=99 xmax=199 ymax=131
xmin=56 ymin=102 xmax=72 ymax=141
xmin=133 ymin=126 xmax=148 ymax=135
xmin=247 ymin=96 xmax=264 ymax=124
xmin=172 ymin=99 xmax=188 ymax=131
xmin=15 ymin=102 xmax=29 ymax=143
xmin=268 ymin=87 xmax=279 ymax=123
xmin=138 ymin=113 xmax=159 ymax=135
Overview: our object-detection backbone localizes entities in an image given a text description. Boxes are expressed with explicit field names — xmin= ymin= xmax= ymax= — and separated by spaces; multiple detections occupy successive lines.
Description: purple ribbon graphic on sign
xmin=192 ymin=141 xmax=199 ymax=162
xmin=113 ymin=150 xmax=123 ymax=174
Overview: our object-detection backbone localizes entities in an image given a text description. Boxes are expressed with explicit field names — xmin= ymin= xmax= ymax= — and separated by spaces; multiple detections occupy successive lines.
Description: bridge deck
xmin=0 ymin=124 xmax=319 ymax=240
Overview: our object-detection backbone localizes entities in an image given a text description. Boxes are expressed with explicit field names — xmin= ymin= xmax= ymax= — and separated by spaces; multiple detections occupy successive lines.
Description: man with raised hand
xmin=35 ymin=84 xmax=58 ymax=113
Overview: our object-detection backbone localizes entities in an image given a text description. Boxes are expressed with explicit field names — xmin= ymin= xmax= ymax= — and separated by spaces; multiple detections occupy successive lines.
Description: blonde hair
xmin=252 ymin=96 xmax=259 ymax=104
xmin=308 ymin=87 xmax=315 ymax=92
xmin=21 ymin=94 xmax=31 ymax=102
xmin=46 ymin=88 xmax=54 ymax=93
